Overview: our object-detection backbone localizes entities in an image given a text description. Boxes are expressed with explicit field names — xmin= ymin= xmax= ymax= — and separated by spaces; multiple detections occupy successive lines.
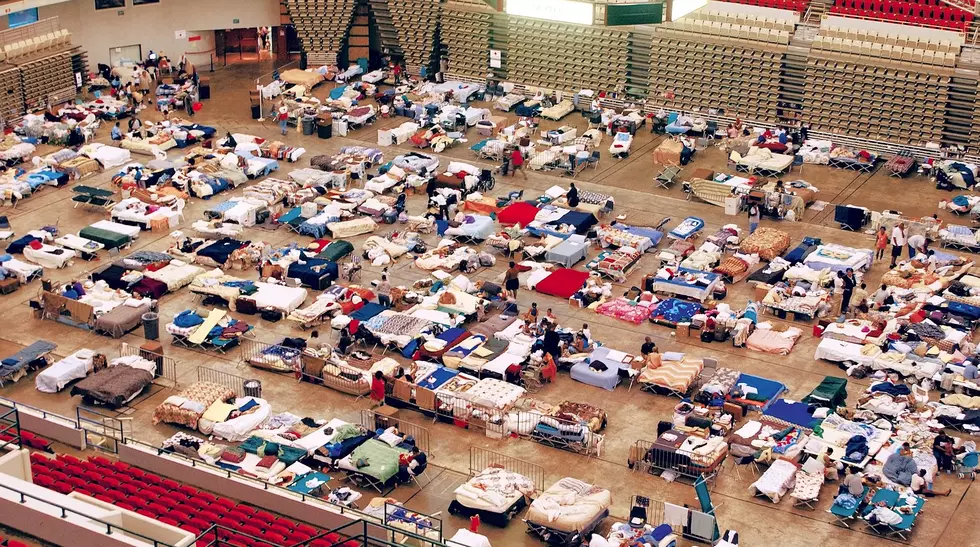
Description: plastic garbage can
xmin=250 ymin=104 xmax=261 ymax=119
xmin=141 ymin=312 xmax=160 ymax=340
xmin=302 ymin=116 xmax=315 ymax=136
xmin=317 ymin=118 xmax=332 ymax=139
xmin=244 ymin=379 xmax=262 ymax=398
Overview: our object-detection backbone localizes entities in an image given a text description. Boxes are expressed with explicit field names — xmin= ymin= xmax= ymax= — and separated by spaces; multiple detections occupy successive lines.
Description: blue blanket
xmin=882 ymin=453 xmax=917 ymax=486
xmin=765 ymin=399 xmax=817 ymax=429
xmin=351 ymin=302 xmax=387 ymax=321
xmin=0 ymin=340 xmax=56 ymax=379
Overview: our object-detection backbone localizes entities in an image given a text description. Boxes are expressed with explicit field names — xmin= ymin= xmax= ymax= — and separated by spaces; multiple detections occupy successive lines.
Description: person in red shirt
xmin=370 ymin=371 xmax=386 ymax=406
xmin=510 ymin=148 xmax=527 ymax=180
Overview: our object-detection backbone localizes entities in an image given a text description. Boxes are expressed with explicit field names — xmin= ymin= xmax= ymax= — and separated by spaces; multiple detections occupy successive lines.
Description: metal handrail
xmin=0 ymin=395 xmax=80 ymax=430
xmin=0 ymin=479 xmax=179 ymax=547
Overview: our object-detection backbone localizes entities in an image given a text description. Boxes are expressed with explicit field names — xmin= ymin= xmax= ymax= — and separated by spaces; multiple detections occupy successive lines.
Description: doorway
xmin=216 ymin=28 xmax=273 ymax=64
xmin=109 ymin=44 xmax=142 ymax=67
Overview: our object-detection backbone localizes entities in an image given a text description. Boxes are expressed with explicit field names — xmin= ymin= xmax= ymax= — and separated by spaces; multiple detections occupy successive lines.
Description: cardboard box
xmin=724 ymin=402 xmax=744 ymax=421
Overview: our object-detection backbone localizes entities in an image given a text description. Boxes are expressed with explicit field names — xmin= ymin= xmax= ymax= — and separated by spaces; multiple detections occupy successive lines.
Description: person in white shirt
xmin=890 ymin=223 xmax=907 ymax=268
xmin=872 ymin=284 xmax=890 ymax=307
xmin=907 ymin=233 xmax=927 ymax=259
xmin=911 ymin=469 xmax=950 ymax=497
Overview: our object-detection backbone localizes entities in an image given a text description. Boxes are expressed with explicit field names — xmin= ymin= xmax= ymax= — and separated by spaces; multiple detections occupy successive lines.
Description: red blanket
xmin=498 ymin=201 xmax=539 ymax=227
xmin=535 ymin=268 xmax=590 ymax=299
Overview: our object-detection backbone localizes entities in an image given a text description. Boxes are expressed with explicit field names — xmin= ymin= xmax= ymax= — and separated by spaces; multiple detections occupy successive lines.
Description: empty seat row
xmin=820 ymin=26 xmax=962 ymax=52
xmin=30 ymin=453 xmax=356 ymax=547
xmin=836 ymin=0 xmax=973 ymax=19
xmin=715 ymin=0 xmax=810 ymax=13
xmin=1 ymin=29 xmax=70 ymax=61
xmin=831 ymin=6 xmax=971 ymax=28
xmin=671 ymin=19 xmax=792 ymax=44
xmin=697 ymin=9 xmax=797 ymax=30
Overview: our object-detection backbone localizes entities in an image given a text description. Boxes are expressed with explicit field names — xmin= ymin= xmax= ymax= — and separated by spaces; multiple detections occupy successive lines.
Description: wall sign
xmin=175 ymin=30 xmax=187 ymax=40
xmin=95 ymin=0 xmax=125 ymax=10
xmin=489 ymin=49 xmax=501 ymax=69
xmin=505 ymin=0 xmax=593 ymax=25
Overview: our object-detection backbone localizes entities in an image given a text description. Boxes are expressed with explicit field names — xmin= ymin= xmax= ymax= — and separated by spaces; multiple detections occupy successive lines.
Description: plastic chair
xmin=792 ymin=154 xmax=804 ymax=174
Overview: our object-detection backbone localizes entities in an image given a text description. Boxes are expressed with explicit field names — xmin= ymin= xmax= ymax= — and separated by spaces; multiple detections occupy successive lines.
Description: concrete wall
xmin=33 ymin=0 xmax=278 ymax=66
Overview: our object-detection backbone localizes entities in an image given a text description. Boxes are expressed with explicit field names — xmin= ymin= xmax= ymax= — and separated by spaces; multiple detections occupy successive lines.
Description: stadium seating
xmin=29 ymin=452 xmax=356 ymax=547
xmin=717 ymin=0 xmax=811 ymax=13
xmin=830 ymin=0 xmax=974 ymax=30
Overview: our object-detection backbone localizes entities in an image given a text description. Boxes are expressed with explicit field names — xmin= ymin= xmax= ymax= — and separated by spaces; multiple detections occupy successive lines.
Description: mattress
xmin=526 ymin=478 xmax=611 ymax=533
xmin=746 ymin=327 xmax=803 ymax=356
xmin=35 ymin=349 xmax=95 ymax=393
xmin=90 ymin=220 xmax=141 ymax=239
xmin=748 ymin=458 xmax=798 ymax=503
xmin=638 ymin=357 xmax=703 ymax=393
xmin=814 ymin=338 xmax=879 ymax=366
xmin=23 ymin=244 xmax=75 ymax=269
xmin=740 ymin=228 xmax=792 ymax=261
xmin=803 ymin=244 xmax=874 ymax=273
xmin=69 ymin=359 xmax=155 ymax=407
xmin=252 ymin=282 xmax=308 ymax=313
xmin=95 ymin=300 xmax=151 ymax=338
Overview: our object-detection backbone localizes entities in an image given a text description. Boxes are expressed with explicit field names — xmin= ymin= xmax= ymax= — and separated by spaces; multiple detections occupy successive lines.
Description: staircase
xmin=805 ymin=0 xmax=830 ymax=24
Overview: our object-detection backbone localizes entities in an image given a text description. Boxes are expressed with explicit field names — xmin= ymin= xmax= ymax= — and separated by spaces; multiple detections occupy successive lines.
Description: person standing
xmin=277 ymin=106 xmax=289 ymax=135
xmin=747 ymin=203 xmax=761 ymax=234
xmin=184 ymin=92 xmax=195 ymax=117
xmin=377 ymin=275 xmax=391 ymax=307
xmin=543 ymin=323 xmax=561 ymax=363
xmin=890 ymin=222 xmax=906 ymax=268
xmin=504 ymin=261 xmax=520 ymax=299
xmin=370 ymin=371 xmax=386 ymax=407
xmin=832 ymin=271 xmax=845 ymax=317
xmin=501 ymin=148 xmax=511 ymax=177
xmin=511 ymin=147 xmax=527 ymax=179
xmin=875 ymin=226 xmax=888 ymax=261
xmin=841 ymin=268 xmax=856 ymax=314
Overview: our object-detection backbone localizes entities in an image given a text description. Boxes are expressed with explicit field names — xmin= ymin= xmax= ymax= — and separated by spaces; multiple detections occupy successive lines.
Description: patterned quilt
xmin=595 ymin=298 xmax=654 ymax=325
xmin=639 ymin=359 xmax=704 ymax=393
xmin=740 ymin=228 xmax=791 ymax=261
xmin=152 ymin=381 xmax=236 ymax=429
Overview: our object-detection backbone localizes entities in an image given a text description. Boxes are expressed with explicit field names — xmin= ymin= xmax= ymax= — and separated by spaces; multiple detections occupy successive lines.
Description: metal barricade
xmin=359 ymin=410 xmax=431 ymax=456
xmin=629 ymin=438 xmax=726 ymax=483
xmin=76 ymin=406 xmax=126 ymax=454
xmin=240 ymin=338 xmax=304 ymax=374
xmin=383 ymin=502 xmax=443 ymax=542
xmin=468 ymin=447 xmax=546 ymax=491
xmin=636 ymin=498 xmax=719 ymax=544
xmin=196 ymin=366 xmax=247 ymax=398
xmin=120 ymin=342 xmax=177 ymax=387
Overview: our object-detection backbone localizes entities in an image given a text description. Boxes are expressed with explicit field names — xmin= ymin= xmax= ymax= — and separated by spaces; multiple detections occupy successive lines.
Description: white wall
xmin=35 ymin=0 xmax=278 ymax=66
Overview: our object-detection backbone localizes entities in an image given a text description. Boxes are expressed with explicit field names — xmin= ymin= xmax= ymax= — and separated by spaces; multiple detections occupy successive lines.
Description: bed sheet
xmin=525 ymin=478 xmax=611 ymax=533
xmin=748 ymin=458 xmax=798 ymax=502
xmin=23 ymin=245 xmax=75 ymax=269
xmin=35 ymin=349 xmax=95 ymax=393
xmin=746 ymin=327 xmax=803 ymax=355
xmin=91 ymin=220 xmax=141 ymax=238
xmin=803 ymin=244 xmax=874 ymax=272
xmin=595 ymin=298 xmax=654 ymax=325
xmin=535 ymin=268 xmax=589 ymax=298
xmin=252 ymin=282 xmax=308 ymax=312
xmin=546 ymin=235 xmax=589 ymax=268
xmin=740 ymin=228 xmax=792 ymax=261
xmin=639 ymin=358 xmax=703 ymax=393
xmin=445 ymin=215 xmax=495 ymax=240
xmin=814 ymin=338 xmax=878 ymax=366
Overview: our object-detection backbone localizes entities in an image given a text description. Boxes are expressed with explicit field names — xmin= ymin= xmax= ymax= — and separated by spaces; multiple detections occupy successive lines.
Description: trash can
xmin=244 ymin=379 xmax=262 ymax=398
xmin=302 ymin=115 xmax=315 ymax=136
xmin=250 ymin=104 xmax=261 ymax=119
xmin=142 ymin=312 xmax=160 ymax=340
xmin=317 ymin=118 xmax=332 ymax=139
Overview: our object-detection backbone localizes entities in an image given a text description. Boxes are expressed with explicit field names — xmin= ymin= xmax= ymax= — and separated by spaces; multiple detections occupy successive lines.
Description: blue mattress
xmin=287 ymin=258 xmax=338 ymax=288
xmin=179 ymin=124 xmax=217 ymax=137
xmin=298 ymin=221 xmax=330 ymax=239
xmin=330 ymin=86 xmax=348 ymax=100
xmin=623 ymin=225 xmax=664 ymax=247
xmin=525 ymin=224 xmax=573 ymax=240
xmin=197 ymin=238 xmax=244 ymax=265
xmin=6 ymin=235 xmax=39 ymax=254
xmin=570 ymin=350 xmax=621 ymax=391
xmin=650 ymin=298 xmax=703 ymax=326
xmin=948 ymin=301 xmax=980 ymax=320
xmin=446 ymin=215 xmax=495 ymax=240
xmin=416 ymin=366 xmax=459 ymax=391
xmin=351 ymin=302 xmax=387 ymax=321
xmin=669 ymin=216 xmax=705 ymax=239
xmin=730 ymin=373 xmax=787 ymax=410
xmin=784 ymin=237 xmax=821 ymax=264
xmin=550 ymin=211 xmax=598 ymax=235
xmin=657 ymin=268 xmax=720 ymax=289
xmin=764 ymin=399 xmax=818 ymax=429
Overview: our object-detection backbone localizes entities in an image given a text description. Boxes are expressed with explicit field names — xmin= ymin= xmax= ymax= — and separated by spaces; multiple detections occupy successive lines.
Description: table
xmin=690 ymin=168 xmax=714 ymax=181
xmin=288 ymin=472 xmax=330 ymax=496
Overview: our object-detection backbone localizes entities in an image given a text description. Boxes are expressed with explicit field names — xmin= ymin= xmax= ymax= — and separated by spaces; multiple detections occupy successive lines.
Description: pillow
xmin=28 ymin=240 xmax=42 ymax=250
xmin=378 ymin=429 xmax=403 ymax=447
xmin=179 ymin=400 xmax=207 ymax=414
xmin=170 ymin=259 xmax=187 ymax=268
xmin=662 ymin=352 xmax=685 ymax=361
xmin=164 ymin=395 xmax=188 ymax=407
xmin=264 ymin=442 xmax=280 ymax=456
xmin=387 ymin=165 xmax=406 ymax=179
xmin=256 ymin=455 xmax=278 ymax=470
xmin=124 ymin=298 xmax=145 ymax=308
xmin=220 ymin=447 xmax=246 ymax=463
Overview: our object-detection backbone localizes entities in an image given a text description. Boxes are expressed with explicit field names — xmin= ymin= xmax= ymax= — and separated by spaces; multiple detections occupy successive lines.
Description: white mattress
xmin=23 ymin=245 xmax=75 ymax=269
xmin=90 ymin=220 xmax=141 ymax=238
xmin=814 ymin=337 xmax=877 ymax=366
xmin=252 ymin=282 xmax=308 ymax=312
xmin=55 ymin=234 xmax=103 ymax=254
xmin=482 ymin=353 xmax=524 ymax=375
xmin=35 ymin=349 xmax=95 ymax=393
xmin=290 ymin=418 xmax=349 ymax=453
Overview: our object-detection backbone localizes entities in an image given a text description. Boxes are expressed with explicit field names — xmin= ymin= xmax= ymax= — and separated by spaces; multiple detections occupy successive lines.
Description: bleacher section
xmin=714 ymin=0 xmax=811 ymax=13
xmin=804 ymin=16 xmax=965 ymax=145
xmin=30 ymin=452 xmax=349 ymax=546
xmin=441 ymin=2 xmax=498 ymax=80
xmin=283 ymin=0 xmax=357 ymax=67
xmin=648 ymin=6 xmax=796 ymax=124
xmin=830 ymin=0 xmax=974 ymax=30
xmin=0 ymin=17 xmax=84 ymax=120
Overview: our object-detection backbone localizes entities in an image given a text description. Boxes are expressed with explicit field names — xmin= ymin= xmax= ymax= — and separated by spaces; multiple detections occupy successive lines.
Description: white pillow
xmin=170 ymin=259 xmax=187 ymax=268
xmin=378 ymin=428 xmax=403 ymax=447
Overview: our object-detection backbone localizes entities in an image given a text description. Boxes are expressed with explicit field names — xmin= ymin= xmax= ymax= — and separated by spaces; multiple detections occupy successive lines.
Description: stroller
xmin=956 ymin=444 xmax=978 ymax=479
xmin=476 ymin=169 xmax=495 ymax=192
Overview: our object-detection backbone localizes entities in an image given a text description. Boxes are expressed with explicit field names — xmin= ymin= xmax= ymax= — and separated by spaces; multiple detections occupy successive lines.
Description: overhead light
xmin=506 ymin=0 xmax=594 ymax=26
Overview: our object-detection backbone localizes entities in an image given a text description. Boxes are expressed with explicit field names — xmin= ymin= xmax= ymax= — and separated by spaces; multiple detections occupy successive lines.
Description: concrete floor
xmin=1 ymin=59 xmax=978 ymax=547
